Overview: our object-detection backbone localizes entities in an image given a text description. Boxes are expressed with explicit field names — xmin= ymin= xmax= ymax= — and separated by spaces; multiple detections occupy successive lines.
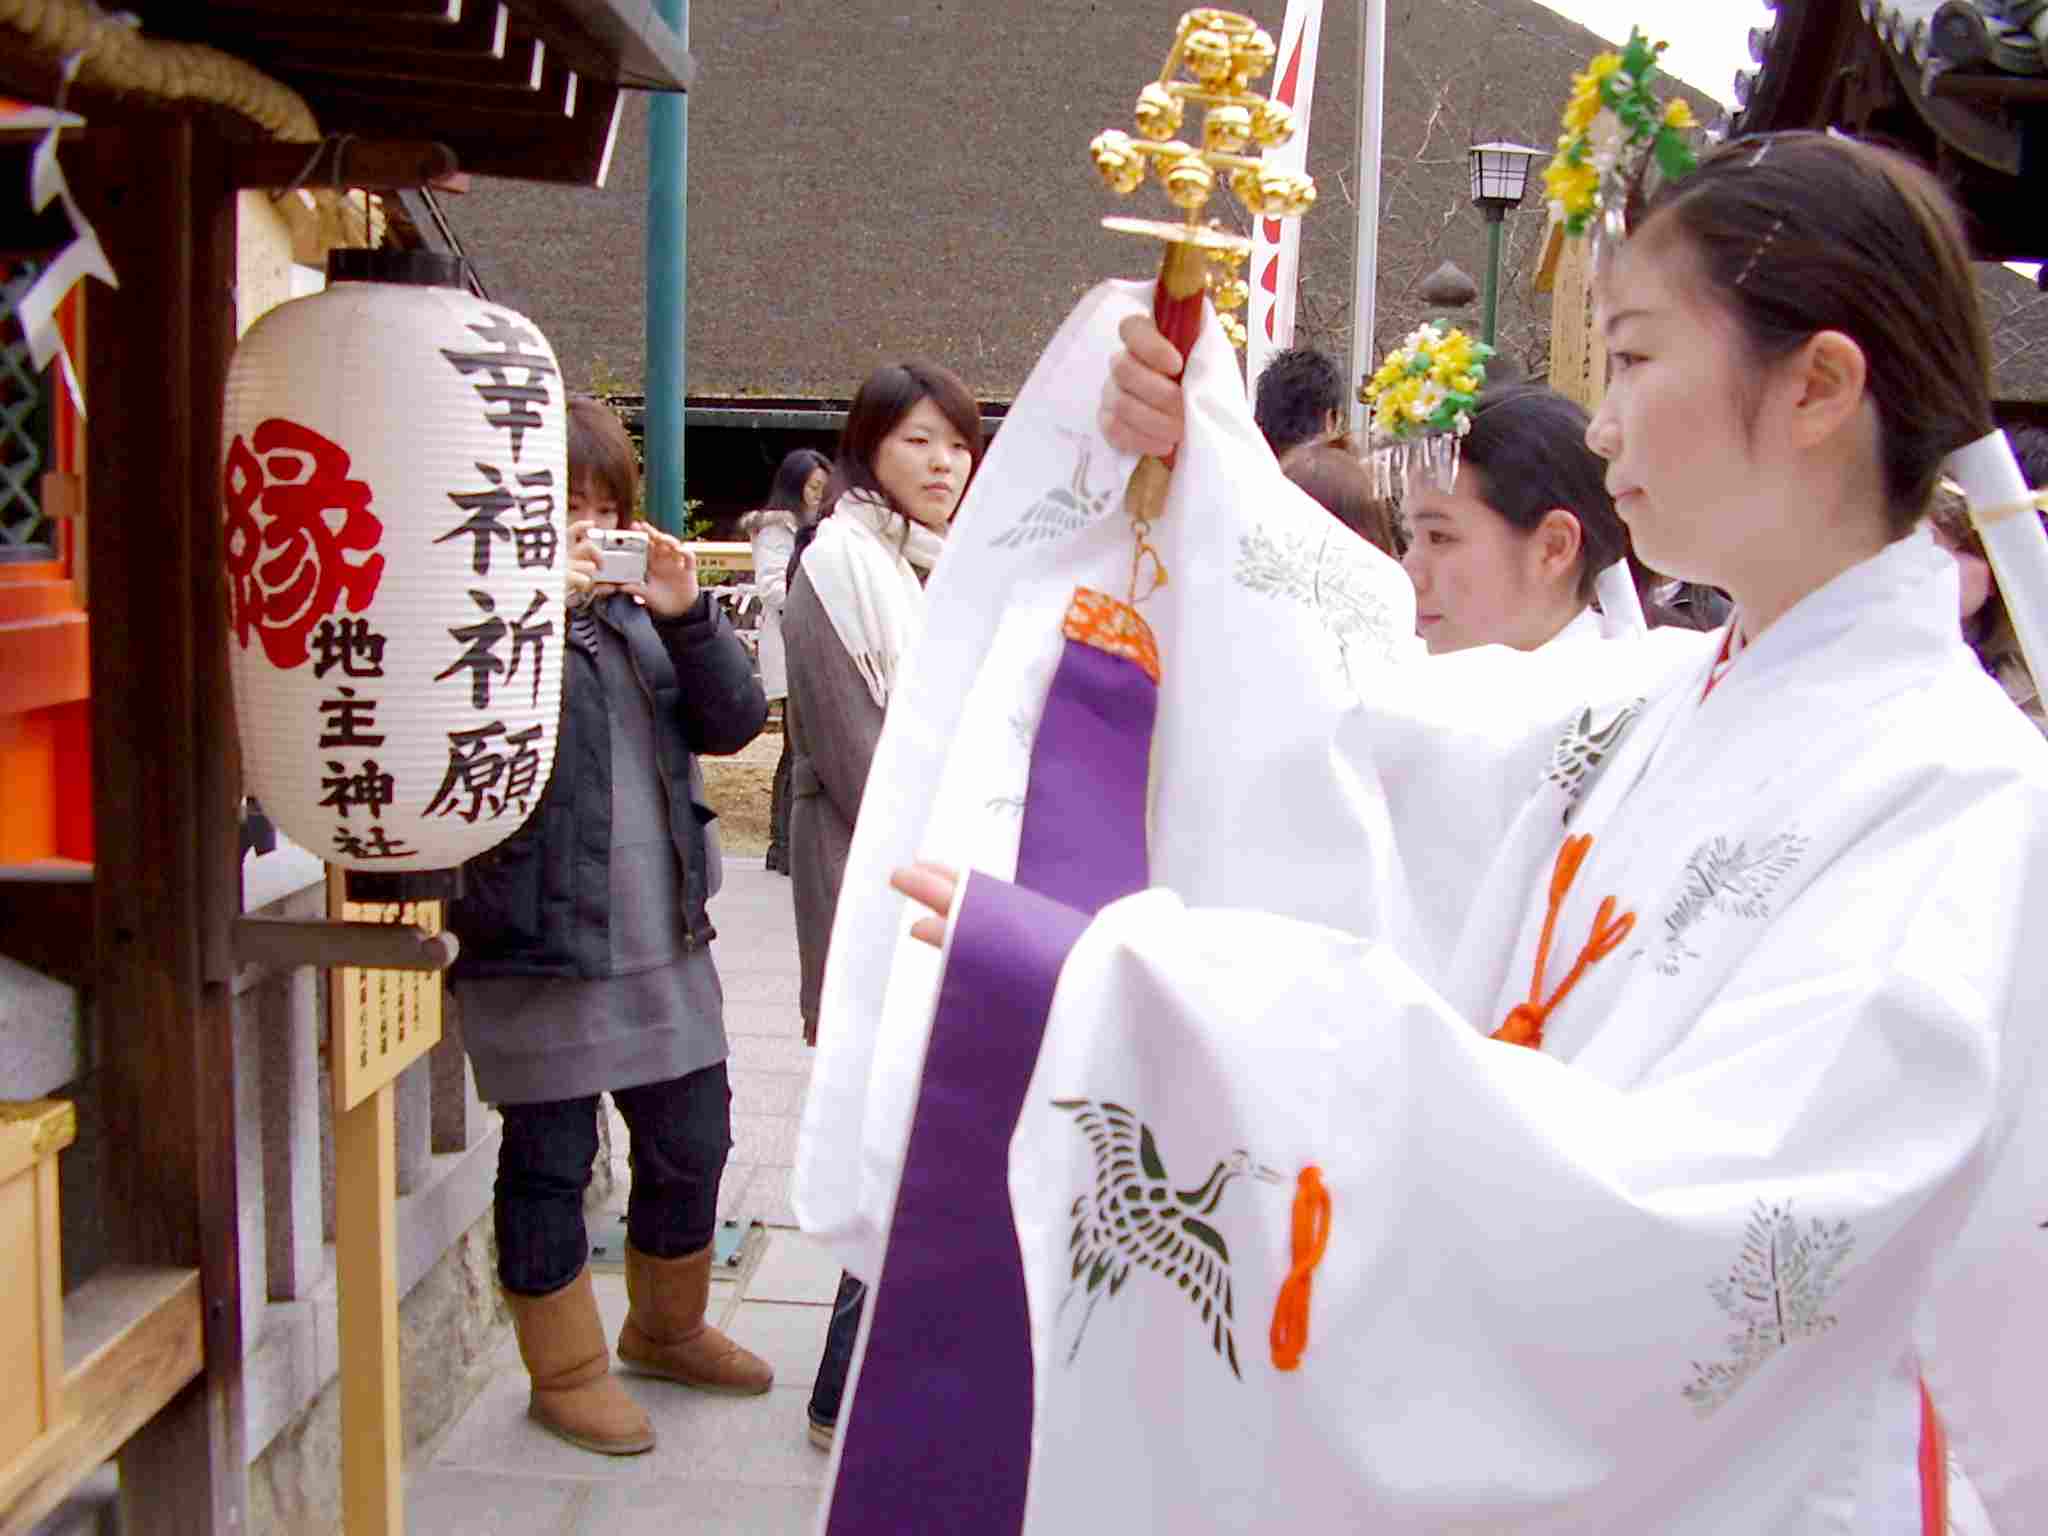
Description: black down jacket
xmin=448 ymin=590 xmax=766 ymax=978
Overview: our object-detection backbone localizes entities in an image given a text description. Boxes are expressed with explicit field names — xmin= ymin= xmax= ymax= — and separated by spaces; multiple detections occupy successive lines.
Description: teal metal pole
xmin=1481 ymin=210 xmax=1504 ymax=348
xmin=644 ymin=0 xmax=688 ymax=536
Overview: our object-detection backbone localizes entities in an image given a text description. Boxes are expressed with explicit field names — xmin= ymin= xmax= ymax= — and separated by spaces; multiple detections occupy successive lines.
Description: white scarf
xmin=803 ymin=490 xmax=932 ymax=709
xmin=903 ymin=519 xmax=948 ymax=573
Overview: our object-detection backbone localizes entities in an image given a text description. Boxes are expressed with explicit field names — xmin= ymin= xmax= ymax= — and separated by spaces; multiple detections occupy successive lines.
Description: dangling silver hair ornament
xmin=1368 ymin=430 xmax=1468 ymax=503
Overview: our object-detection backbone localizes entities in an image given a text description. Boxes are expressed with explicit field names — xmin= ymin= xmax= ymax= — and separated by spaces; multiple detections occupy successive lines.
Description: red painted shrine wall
xmin=0 ymin=287 xmax=92 ymax=865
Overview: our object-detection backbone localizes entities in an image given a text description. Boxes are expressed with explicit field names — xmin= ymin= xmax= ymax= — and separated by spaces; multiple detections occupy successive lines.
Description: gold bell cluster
xmin=1089 ymin=7 xmax=1318 ymax=348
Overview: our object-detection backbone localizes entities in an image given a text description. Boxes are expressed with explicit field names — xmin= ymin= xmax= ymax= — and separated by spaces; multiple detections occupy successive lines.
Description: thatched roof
xmin=442 ymin=0 xmax=2048 ymax=404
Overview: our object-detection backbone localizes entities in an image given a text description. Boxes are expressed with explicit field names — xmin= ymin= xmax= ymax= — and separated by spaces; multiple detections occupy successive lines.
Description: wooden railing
xmin=0 ymin=860 xmax=498 ymax=1532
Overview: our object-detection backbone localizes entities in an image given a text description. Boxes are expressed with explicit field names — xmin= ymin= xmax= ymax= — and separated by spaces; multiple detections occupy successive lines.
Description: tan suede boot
xmin=617 ymin=1242 xmax=775 ymax=1395
xmin=504 ymin=1268 xmax=656 ymax=1455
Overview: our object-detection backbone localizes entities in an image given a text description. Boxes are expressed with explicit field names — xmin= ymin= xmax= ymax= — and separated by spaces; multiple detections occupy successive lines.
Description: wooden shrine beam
xmin=186 ymin=2 xmax=510 ymax=63
xmin=0 ymin=1270 xmax=205 ymax=1532
xmin=226 ymin=137 xmax=460 ymax=190
xmin=76 ymin=110 xmax=246 ymax=1534
xmin=232 ymin=917 xmax=460 ymax=973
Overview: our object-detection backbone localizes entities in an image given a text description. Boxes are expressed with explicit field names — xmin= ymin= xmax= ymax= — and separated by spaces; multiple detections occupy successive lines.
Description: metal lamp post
xmin=1468 ymin=141 xmax=1540 ymax=346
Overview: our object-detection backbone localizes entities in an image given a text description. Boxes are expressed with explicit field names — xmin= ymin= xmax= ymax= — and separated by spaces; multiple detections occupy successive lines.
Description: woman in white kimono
xmin=1398 ymin=382 xmax=1640 ymax=653
xmin=887 ymin=133 xmax=2048 ymax=1531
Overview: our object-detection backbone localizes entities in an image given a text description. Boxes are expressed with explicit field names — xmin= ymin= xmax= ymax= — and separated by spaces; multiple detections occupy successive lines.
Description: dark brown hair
xmin=1281 ymin=443 xmax=1397 ymax=557
xmin=1634 ymin=132 xmax=1992 ymax=538
xmin=1461 ymin=384 xmax=1628 ymax=604
xmin=818 ymin=361 xmax=984 ymax=526
xmin=566 ymin=395 xmax=641 ymax=525
xmin=1257 ymin=347 xmax=1348 ymax=458
xmin=764 ymin=447 xmax=832 ymax=517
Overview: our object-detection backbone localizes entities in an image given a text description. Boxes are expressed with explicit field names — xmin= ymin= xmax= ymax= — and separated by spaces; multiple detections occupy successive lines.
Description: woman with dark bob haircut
xmin=780 ymin=359 xmax=982 ymax=1450
xmin=895 ymin=132 xmax=2048 ymax=1528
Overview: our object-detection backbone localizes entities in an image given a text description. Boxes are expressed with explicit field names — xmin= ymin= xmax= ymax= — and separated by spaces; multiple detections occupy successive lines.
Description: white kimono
xmin=1002 ymin=531 xmax=2047 ymax=1532
xmin=796 ymin=283 xmax=2048 ymax=1533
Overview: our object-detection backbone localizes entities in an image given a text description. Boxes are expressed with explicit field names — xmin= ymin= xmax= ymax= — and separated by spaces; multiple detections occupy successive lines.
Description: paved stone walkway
xmin=408 ymin=859 xmax=838 ymax=1534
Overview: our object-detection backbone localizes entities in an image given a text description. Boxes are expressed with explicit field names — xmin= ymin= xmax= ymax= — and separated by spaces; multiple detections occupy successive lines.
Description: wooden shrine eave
xmin=1733 ymin=0 xmax=2048 ymax=262
xmin=22 ymin=0 xmax=695 ymax=187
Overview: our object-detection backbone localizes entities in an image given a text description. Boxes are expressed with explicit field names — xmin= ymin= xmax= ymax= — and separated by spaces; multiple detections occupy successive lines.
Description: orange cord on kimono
xmin=1491 ymin=834 xmax=1635 ymax=1052
xmin=1919 ymin=1378 xmax=1949 ymax=1536
xmin=1269 ymin=1166 xmax=1331 ymax=1372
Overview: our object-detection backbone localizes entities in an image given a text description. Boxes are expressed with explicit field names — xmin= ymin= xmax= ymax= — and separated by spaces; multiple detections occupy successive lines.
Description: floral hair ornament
xmin=1544 ymin=28 xmax=1701 ymax=256
xmin=1360 ymin=320 xmax=1493 ymax=497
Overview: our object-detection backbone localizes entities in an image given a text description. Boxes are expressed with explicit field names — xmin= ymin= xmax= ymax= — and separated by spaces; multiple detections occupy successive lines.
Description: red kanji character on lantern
xmin=224 ymin=419 xmax=387 ymax=669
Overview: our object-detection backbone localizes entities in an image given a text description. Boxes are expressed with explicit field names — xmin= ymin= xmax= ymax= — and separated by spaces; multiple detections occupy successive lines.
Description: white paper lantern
xmin=222 ymin=250 xmax=566 ymax=871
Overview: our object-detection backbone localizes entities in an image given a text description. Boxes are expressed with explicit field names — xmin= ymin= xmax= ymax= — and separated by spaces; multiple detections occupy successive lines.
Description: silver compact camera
xmin=591 ymin=527 xmax=650 ymax=584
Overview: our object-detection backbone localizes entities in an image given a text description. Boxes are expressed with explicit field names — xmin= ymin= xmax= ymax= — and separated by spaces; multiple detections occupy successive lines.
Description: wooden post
xmin=334 ymin=1085 xmax=402 ymax=1535
xmin=324 ymin=871 xmax=450 ymax=1536
xmin=76 ymin=112 xmax=247 ymax=1532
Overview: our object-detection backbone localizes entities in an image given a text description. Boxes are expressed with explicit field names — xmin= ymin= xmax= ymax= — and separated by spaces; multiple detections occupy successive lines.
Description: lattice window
xmin=0 ymin=261 xmax=55 ymax=564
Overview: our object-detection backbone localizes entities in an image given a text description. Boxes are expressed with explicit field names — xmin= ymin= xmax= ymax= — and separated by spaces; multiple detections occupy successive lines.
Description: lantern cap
xmin=325 ymin=247 xmax=473 ymax=289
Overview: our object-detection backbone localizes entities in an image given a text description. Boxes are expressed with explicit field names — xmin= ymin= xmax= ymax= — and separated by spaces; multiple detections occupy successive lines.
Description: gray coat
xmin=450 ymin=594 xmax=767 ymax=1103
xmin=782 ymin=567 xmax=886 ymax=1039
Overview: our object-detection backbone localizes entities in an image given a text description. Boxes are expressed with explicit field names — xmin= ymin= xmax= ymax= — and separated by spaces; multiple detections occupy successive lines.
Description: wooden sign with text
xmin=326 ymin=869 xmax=444 ymax=1114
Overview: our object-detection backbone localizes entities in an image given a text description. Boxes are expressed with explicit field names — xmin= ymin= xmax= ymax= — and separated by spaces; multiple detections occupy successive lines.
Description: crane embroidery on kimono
xmin=1656 ymin=829 xmax=1811 ymax=976
xmin=989 ymin=438 xmax=1117 ymax=549
xmin=1052 ymin=1098 xmax=1282 ymax=1381
xmin=1544 ymin=699 xmax=1643 ymax=823
xmin=1683 ymin=1200 xmax=1855 ymax=1417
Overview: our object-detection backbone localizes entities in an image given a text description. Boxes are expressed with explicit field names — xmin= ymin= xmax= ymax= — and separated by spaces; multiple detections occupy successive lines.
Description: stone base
xmin=246 ymin=1216 xmax=508 ymax=1536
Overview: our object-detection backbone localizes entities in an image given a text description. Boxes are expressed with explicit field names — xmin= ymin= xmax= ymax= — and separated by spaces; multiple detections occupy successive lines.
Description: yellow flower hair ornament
xmin=1360 ymin=320 xmax=1495 ymax=496
xmin=1545 ymin=28 xmax=1700 ymax=246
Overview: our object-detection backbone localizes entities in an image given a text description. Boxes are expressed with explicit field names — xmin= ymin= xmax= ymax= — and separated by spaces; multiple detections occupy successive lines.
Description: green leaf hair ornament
xmin=1544 ymin=28 xmax=1701 ymax=246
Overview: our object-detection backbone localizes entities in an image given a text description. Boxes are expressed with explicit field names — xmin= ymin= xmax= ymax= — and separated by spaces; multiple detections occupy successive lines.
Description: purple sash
xmin=825 ymin=595 xmax=1158 ymax=1535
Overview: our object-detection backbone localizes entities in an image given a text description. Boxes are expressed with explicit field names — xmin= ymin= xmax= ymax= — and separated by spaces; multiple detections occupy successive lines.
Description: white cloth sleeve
xmin=1011 ymin=777 xmax=2044 ymax=1532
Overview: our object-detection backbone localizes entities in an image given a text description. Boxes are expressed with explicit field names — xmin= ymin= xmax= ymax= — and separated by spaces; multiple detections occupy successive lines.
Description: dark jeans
xmin=495 ymin=1061 xmax=732 ymax=1297
xmin=808 ymin=1271 xmax=867 ymax=1426
xmin=768 ymin=720 xmax=794 ymax=868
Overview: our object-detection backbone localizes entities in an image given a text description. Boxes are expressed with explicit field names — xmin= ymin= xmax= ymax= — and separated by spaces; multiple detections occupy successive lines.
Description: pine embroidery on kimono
xmin=987 ymin=710 xmax=1041 ymax=820
xmin=1544 ymin=699 xmax=1643 ymax=824
xmin=1234 ymin=523 xmax=1402 ymax=689
xmin=1683 ymin=1201 xmax=1855 ymax=1416
xmin=989 ymin=438 xmax=1117 ymax=549
xmin=1656 ymin=830 xmax=1811 ymax=976
xmin=1052 ymin=1099 xmax=1281 ymax=1381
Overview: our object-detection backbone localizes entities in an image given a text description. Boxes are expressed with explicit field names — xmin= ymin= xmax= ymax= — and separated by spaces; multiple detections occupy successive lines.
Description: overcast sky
xmin=1537 ymin=0 xmax=1776 ymax=107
